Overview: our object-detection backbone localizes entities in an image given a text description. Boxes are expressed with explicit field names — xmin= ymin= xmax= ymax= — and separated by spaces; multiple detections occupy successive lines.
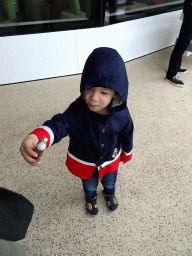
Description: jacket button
xmin=102 ymin=129 xmax=105 ymax=133
xmin=101 ymin=144 xmax=104 ymax=148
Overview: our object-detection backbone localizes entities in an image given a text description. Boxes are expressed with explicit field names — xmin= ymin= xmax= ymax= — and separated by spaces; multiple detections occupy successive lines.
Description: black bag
xmin=0 ymin=187 xmax=34 ymax=242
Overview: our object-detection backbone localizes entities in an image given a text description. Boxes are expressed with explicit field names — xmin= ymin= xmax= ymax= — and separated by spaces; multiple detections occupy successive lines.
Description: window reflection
xmin=104 ymin=0 xmax=184 ymax=24
xmin=0 ymin=0 xmax=89 ymax=27
xmin=0 ymin=0 xmax=184 ymax=29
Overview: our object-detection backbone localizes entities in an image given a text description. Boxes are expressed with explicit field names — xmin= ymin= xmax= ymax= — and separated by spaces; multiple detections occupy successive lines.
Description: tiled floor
xmin=1 ymin=46 xmax=192 ymax=255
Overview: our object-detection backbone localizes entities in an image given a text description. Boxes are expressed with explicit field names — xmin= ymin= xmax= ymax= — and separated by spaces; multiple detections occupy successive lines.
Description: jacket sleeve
xmin=119 ymin=118 xmax=134 ymax=163
xmin=29 ymin=106 xmax=73 ymax=149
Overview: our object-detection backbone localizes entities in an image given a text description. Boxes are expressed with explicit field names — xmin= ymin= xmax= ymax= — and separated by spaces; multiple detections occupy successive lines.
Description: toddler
xmin=20 ymin=47 xmax=134 ymax=215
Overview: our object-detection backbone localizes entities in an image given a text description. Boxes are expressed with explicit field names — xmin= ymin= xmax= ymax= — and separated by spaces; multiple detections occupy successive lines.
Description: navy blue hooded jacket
xmin=31 ymin=47 xmax=134 ymax=180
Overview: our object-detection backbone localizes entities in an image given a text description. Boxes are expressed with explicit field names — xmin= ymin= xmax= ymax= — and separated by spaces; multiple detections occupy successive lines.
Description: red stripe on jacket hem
xmin=66 ymin=153 xmax=96 ymax=179
xmin=29 ymin=128 xmax=50 ymax=148
xmin=66 ymin=153 xmax=121 ymax=181
xmin=98 ymin=155 xmax=121 ymax=181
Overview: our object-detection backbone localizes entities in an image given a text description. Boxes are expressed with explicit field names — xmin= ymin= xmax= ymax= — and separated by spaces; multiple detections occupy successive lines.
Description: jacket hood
xmin=80 ymin=47 xmax=129 ymax=110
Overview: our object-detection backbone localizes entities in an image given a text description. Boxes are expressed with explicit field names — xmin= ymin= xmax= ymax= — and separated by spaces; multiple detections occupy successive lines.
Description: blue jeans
xmin=166 ymin=14 xmax=192 ymax=78
xmin=82 ymin=168 xmax=118 ymax=200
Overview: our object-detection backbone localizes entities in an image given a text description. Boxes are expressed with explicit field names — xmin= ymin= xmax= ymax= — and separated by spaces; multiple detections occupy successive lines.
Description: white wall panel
xmin=0 ymin=10 xmax=182 ymax=85
xmin=0 ymin=31 xmax=78 ymax=85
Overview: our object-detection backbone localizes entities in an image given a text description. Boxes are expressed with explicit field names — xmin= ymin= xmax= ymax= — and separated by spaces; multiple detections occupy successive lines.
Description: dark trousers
xmin=166 ymin=14 xmax=192 ymax=78
xmin=81 ymin=168 xmax=118 ymax=200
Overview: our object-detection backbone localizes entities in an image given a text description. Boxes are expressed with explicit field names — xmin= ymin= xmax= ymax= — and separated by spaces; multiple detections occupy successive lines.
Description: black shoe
xmin=178 ymin=68 xmax=188 ymax=73
xmin=164 ymin=75 xmax=184 ymax=87
xmin=86 ymin=198 xmax=98 ymax=215
xmin=103 ymin=192 xmax=118 ymax=212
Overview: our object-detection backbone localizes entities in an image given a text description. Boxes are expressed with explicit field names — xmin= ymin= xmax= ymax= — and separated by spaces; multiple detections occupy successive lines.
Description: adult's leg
xmin=101 ymin=169 xmax=118 ymax=196
xmin=166 ymin=15 xmax=192 ymax=78
xmin=81 ymin=168 xmax=99 ymax=200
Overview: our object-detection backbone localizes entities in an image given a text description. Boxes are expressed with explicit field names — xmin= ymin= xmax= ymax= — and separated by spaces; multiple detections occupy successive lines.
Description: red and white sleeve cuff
xmin=120 ymin=150 xmax=132 ymax=162
xmin=29 ymin=126 xmax=54 ymax=149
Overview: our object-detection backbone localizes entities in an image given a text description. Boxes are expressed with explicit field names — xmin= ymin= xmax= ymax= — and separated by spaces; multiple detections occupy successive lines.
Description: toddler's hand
xmin=20 ymin=134 xmax=40 ymax=166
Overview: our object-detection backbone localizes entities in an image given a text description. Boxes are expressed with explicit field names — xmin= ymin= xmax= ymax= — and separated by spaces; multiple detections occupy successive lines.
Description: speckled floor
xmin=1 ymin=46 xmax=192 ymax=256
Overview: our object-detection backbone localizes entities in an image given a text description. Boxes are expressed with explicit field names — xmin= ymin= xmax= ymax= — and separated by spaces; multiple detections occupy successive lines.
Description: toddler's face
xmin=83 ymin=87 xmax=117 ymax=114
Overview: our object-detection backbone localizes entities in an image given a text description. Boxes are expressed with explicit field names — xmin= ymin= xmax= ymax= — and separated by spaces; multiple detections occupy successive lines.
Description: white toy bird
xmin=35 ymin=137 xmax=48 ymax=162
